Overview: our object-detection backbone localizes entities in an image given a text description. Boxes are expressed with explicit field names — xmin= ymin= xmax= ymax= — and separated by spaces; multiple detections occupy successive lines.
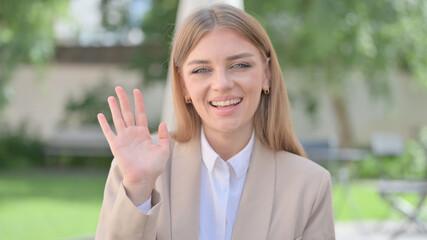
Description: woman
xmin=96 ymin=4 xmax=335 ymax=240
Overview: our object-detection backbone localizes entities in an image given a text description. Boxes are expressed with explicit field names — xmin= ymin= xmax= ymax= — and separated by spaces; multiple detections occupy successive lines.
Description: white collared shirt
xmin=137 ymin=128 xmax=255 ymax=240
xmin=199 ymin=128 xmax=254 ymax=240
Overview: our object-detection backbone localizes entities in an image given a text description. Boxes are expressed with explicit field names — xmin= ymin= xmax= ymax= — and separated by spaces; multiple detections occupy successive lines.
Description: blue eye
xmin=231 ymin=63 xmax=251 ymax=69
xmin=192 ymin=68 xmax=211 ymax=74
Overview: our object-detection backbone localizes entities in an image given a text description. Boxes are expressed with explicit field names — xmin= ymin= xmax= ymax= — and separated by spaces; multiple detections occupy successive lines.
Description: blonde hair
xmin=171 ymin=4 xmax=305 ymax=157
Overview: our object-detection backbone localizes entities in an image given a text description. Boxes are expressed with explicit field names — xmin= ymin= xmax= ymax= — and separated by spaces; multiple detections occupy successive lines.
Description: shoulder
xmin=275 ymin=150 xmax=330 ymax=177
xmin=271 ymin=150 xmax=333 ymax=219
xmin=273 ymin=150 xmax=331 ymax=192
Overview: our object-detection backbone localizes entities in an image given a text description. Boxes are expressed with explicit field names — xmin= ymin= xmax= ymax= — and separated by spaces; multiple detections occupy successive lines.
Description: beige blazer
xmin=96 ymin=135 xmax=335 ymax=240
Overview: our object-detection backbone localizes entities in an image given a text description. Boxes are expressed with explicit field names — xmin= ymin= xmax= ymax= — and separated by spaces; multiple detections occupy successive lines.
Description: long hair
xmin=170 ymin=4 xmax=305 ymax=157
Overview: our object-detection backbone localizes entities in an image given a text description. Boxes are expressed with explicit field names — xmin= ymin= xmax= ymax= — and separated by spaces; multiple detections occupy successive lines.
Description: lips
xmin=208 ymin=97 xmax=242 ymax=116
xmin=210 ymin=98 xmax=242 ymax=107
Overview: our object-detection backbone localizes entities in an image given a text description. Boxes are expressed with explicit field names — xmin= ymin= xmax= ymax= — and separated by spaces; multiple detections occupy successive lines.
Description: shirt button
xmin=221 ymin=187 xmax=227 ymax=192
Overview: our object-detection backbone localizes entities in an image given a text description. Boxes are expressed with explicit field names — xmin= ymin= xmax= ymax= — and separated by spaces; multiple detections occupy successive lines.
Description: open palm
xmin=97 ymin=86 xmax=170 ymax=203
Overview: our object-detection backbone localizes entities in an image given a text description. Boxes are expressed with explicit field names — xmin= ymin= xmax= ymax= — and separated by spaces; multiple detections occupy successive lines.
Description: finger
xmin=157 ymin=122 xmax=170 ymax=149
xmin=97 ymin=113 xmax=115 ymax=143
xmin=134 ymin=89 xmax=148 ymax=127
xmin=115 ymin=86 xmax=135 ymax=127
xmin=108 ymin=96 xmax=126 ymax=133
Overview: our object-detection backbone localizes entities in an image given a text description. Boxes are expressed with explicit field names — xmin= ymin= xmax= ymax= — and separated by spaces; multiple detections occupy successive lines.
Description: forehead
xmin=184 ymin=28 xmax=262 ymax=64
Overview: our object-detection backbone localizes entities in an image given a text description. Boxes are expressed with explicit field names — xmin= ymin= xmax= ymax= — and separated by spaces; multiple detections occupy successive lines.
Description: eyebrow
xmin=226 ymin=52 xmax=254 ymax=61
xmin=186 ymin=52 xmax=255 ymax=66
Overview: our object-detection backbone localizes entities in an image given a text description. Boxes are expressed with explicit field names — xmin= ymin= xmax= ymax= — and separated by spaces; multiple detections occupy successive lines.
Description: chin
xmin=214 ymin=123 xmax=242 ymax=134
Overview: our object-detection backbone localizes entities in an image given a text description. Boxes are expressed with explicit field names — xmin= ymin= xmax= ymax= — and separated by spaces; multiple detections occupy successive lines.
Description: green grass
xmin=333 ymin=181 xmax=392 ymax=221
xmin=0 ymin=169 xmax=108 ymax=240
xmin=1 ymin=169 xmax=427 ymax=239
xmin=333 ymin=180 xmax=427 ymax=221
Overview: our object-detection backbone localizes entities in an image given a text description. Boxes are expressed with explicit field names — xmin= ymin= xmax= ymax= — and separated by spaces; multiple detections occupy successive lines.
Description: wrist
xmin=122 ymin=178 xmax=155 ymax=206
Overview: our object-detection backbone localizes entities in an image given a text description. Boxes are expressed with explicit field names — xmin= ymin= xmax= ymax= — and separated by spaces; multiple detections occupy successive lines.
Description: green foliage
xmin=391 ymin=0 xmax=427 ymax=88
xmin=0 ymin=122 xmax=46 ymax=168
xmin=62 ymin=80 xmax=115 ymax=125
xmin=248 ymin=0 xmax=427 ymax=146
xmin=101 ymin=0 xmax=178 ymax=85
xmin=246 ymin=0 xmax=427 ymax=105
xmin=48 ymin=155 xmax=112 ymax=169
xmin=403 ymin=140 xmax=427 ymax=179
xmin=131 ymin=0 xmax=177 ymax=84
xmin=0 ymin=0 xmax=68 ymax=109
xmin=353 ymin=139 xmax=427 ymax=180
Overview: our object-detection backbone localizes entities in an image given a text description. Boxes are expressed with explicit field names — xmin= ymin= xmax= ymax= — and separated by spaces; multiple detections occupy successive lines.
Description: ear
xmin=263 ymin=58 xmax=271 ymax=90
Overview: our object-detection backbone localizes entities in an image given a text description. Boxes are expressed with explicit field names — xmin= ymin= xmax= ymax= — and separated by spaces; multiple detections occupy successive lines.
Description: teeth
xmin=211 ymin=98 xmax=241 ymax=107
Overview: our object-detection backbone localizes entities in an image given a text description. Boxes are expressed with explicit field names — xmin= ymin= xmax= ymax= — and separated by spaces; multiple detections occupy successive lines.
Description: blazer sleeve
xmin=302 ymin=171 xmax=336 ymax=240
xmin=95 ymin=159 xmax=162 ymax=240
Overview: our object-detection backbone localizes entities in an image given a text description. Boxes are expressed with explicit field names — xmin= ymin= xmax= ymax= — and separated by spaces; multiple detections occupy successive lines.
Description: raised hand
xmin=97 ymin=86 xmax=170 ymax=205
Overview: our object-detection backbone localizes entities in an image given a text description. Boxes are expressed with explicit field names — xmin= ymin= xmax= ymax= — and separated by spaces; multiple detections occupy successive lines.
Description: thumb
xmin=157 ymin=122 xmax=170 ymax=148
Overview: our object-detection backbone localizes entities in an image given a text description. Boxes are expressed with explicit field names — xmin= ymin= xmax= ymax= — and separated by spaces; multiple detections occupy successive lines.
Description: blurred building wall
xmin=3 ymin=62 xmax=164 ymax=140
xmin=289 ymin=70 xmax=427 ymax=145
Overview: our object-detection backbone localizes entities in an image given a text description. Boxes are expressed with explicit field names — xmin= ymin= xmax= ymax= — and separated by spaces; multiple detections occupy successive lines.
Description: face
xmin=180 ymin=28 xmax=270 ymax=138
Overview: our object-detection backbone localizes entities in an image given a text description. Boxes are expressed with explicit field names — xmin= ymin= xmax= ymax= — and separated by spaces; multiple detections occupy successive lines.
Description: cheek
xmin=185 ymin=83 xmax=209 ymax=114
xmin=242 ymin=74 xmax=264 ymax=109
xmin=183 ymin=76 xmax=198 ymax=95
xmin=242 ymin=72 xmax=264 ymax=94
xmin=186 ymin=83 xmax=205 ymax=100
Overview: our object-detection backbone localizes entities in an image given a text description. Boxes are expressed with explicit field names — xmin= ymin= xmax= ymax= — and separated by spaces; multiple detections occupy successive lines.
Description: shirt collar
xmin=201 ymin=127 xmax=255 ymax=179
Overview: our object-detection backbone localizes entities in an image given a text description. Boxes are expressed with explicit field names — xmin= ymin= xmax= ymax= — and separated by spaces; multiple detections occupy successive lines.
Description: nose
xmin=211 ymin=69 xmax=233 ymax=91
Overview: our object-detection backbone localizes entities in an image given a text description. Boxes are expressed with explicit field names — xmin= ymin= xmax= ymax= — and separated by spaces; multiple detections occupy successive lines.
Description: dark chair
xmin=300 ymin=136 xmax=340 ymax=163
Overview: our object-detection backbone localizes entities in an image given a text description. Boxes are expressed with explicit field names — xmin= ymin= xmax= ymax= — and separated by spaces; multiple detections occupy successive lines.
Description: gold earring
xmin=184 ymin=96 xmax=192 ymax=104
xmin=263 ymin=87 xmax=270 ymax=95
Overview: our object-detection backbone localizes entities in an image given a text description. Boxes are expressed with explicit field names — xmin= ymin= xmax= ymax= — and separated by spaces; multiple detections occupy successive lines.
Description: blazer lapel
xmin=170 ymin=135 xmax=202 ymax=240
xmin=232 ymin=138 xmax=276 ymax=240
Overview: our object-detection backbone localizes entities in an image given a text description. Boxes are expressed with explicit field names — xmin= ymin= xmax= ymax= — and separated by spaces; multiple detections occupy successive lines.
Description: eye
xmin=191 ymin=68 xmax=211 ymax=74
xmin=230 ymin=63 xmax=251 ymax=69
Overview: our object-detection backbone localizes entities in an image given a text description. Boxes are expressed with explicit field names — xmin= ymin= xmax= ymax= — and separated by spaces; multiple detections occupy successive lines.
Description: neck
xmin=203 ymin=126 xmax=253 ymax=161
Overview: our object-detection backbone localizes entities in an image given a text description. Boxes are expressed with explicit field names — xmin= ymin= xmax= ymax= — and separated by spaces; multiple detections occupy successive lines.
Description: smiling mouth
xmin=210 ymin=98 xmax=242 ymax=108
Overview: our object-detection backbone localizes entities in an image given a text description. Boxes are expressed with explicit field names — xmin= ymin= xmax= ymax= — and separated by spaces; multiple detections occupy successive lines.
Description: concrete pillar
xmin=161 ymin=0 xmax=244 ymax=129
